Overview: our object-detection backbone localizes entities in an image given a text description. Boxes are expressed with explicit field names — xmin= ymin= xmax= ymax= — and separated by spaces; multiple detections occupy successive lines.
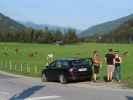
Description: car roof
xmin=56 ymin=58 xmax=91 ymax=62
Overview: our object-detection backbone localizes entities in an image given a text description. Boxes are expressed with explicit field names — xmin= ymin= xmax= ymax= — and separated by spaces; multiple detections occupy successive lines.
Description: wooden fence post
xmin=28 ymin=66 xmax=30 ymax=73
xmin=26 ymin=64 xmax=29 ymax=72
xmin=20 ymin=64 xmax=23 ymax=72
xmin=4 ymin=61 xmax=5 ymax=70
xmin=15 ymin=64 xmax=17 ymax=71
xmin=0 ymin=61 xmax=1 ymax=69
xmin=34 ymin=66 xmax=37 ymax=73
xmin=9 ymin=61 xmax=12 ymax=71
xmin=1 ymin=61 xmax=4 ymax=69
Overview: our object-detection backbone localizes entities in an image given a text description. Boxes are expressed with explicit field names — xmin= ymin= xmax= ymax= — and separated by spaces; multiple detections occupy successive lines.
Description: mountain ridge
xmin=0 ymin=12 xmax=25 ymax=33
xmin=20 ymin=21 xmax=81 ymax=34
xmin=80 ymin=14 xmax=133 ymax=37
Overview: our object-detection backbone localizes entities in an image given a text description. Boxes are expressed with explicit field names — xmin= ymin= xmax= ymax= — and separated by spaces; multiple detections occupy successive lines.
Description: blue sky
xmin=0 ymin=0 xmax=133 ymax=30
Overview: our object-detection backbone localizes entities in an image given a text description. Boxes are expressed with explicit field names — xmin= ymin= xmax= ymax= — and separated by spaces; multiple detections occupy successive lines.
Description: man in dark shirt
xmin=105 ymin=49 xmax=115 ymax=82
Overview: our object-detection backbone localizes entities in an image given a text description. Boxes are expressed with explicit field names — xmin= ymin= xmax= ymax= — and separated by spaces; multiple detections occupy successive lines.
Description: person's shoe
xmin=118 ymin=80 xmax=121 ymax=83
xmin=93 ymin=80 xmax=96 ymax=83
xmin=106 ymin=80 xmax=110 ymax=82
xmin=111 ymin=80 xmax=114 ymax=82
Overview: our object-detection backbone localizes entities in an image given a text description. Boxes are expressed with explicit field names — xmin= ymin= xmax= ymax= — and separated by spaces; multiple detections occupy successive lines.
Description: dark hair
xmin=109 ymin=48 xmax=113 ymax=52
xmin=93 ymin=50 xmax=98 ymax=54
xmin=114 ymin=50 xmax=119 ymax=54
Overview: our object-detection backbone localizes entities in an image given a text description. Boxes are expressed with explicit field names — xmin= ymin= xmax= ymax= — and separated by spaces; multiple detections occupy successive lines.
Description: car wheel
xmin=41 ymin=73 xmax=48 ymax=82
xmin=59 ymin=74 xmax=67 ymax=84
xmin=87 ymin=76 xmax=92 ymax=81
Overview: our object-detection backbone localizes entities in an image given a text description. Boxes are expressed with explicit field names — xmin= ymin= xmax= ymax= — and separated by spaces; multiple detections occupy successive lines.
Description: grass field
xmin=0 ymin=42 xmax=133 ymax=88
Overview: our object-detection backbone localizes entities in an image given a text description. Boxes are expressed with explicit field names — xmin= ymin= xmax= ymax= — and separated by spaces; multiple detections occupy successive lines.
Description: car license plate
xmin=78 ymin=68 xmax=87 ymax=72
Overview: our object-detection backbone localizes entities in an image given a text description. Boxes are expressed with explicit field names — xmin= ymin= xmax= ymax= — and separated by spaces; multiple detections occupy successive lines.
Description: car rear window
xmin=71 ymin=59 xmax=92 ymax=68
xmin=56 ymin=61 xmax=69 ymax=68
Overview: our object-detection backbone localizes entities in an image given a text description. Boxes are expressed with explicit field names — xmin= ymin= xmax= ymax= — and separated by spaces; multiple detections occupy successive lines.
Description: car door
xmin=49 ymin=60 xmax=68 ymax=81
xmin=54 ymin=61 xmax=64 ymax=79
xmin=45 ymin=61 xmax=57 ymax=81
xmin=46 ymin=61 xmax=63 ymax=81
xmin=55 ymin=61 xmax=70 ymax=80
xmin=46 ymin=61 xmax=69 ymax=81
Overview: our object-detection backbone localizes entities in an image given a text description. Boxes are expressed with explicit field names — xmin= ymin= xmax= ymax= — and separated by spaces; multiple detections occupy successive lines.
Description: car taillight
xmin=69 ymin=68 xmax=74 ymax=72
xmin=69 ymin=68 xmax=74 ymax=76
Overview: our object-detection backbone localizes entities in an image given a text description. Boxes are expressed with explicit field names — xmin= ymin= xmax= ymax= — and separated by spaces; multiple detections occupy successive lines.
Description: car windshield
xmin=71 ymin=59 xmax=91 ymax=68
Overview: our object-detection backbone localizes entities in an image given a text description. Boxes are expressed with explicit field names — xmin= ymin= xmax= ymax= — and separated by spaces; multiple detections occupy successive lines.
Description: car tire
xmin=41 ymin=73 xmax=48 ymax=82
xmin=87 ymin=76 xmax=92 ymax=81
xmin=59 ymin=74 xmax=67 ymax=84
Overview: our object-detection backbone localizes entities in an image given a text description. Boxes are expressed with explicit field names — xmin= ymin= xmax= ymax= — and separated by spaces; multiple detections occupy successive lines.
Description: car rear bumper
xmin=68 ymin=76 xmax=90 ymax=81
xmin=67 ymin=72 xmax=92 ymax=81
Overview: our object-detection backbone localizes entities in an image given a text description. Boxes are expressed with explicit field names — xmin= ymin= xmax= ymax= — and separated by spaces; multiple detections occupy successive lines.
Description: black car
xmin=41 ymin=58 xmax=93 ymax=84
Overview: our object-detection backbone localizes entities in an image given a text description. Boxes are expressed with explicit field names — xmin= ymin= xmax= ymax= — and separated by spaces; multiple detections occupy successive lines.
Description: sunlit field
xmin=0 ymin=42 xmax=133 ymax=88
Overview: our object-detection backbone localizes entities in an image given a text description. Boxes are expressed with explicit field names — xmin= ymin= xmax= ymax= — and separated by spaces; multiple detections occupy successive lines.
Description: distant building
xmin=55 ymin=40 xmax=64 ymax=45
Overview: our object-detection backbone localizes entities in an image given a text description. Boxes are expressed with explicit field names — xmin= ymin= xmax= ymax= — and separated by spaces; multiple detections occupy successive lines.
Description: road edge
xmin=0 ymin=70 xmax=133 ymax=92
xmin=0 ymin=70 xmax=40 ymax=80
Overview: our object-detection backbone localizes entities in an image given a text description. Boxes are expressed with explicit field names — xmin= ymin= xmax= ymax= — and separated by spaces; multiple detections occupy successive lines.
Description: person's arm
xmin=113 ymin=58 xmax=115 ymax=65
xmin=104 ymin=54 xmax=107 ymax=63
xmin=100 ymin=63 xmax=102 ymax=68
xmin=113 ymin=54 xmax=116 ymax=65
xmin=119 ymin=57 xmax=122 ymax=63
xmin=104 ymin=57 xmax=106 ymax=62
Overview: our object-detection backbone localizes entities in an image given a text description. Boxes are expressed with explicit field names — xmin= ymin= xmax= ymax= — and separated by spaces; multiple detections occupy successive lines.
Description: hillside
xmin=21 ymin=21 xmax=68 ymax=32
xmin=80 ymin=14 xmax=133 ymax=37
xmin=21 ymin=21 xmax=81 ymax=34
xmin=0 ymin=13 xmax=25 ymax=33
xmin=100 ymin=19 xmax=133 ymax=43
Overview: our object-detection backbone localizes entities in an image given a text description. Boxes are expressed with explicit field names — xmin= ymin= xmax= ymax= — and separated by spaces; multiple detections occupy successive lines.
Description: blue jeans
xmin=113 ymin=64 xmax=122 ymax=81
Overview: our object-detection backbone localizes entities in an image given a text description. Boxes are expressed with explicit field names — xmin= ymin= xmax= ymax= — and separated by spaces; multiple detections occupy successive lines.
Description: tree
xmin=53 ymin=29 xmax=64 ymax=42
xmin=65 ymin=28 xmax=78 ymax=43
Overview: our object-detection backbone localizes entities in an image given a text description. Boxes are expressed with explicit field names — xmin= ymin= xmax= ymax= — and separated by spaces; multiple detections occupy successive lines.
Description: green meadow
xmin=0 ymin=42 xmax=133 ymax=88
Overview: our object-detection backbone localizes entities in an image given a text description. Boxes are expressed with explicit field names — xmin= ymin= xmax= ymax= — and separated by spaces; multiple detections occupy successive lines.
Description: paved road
xmin=0 ymin=73 xmax=133 ymax=100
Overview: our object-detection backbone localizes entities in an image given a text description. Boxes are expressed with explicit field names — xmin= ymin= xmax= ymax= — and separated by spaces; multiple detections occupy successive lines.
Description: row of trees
xmin=0 ymin=28 xmax=79 ymax=44
xmin=1 ymin=19 xmax=133 ymax=44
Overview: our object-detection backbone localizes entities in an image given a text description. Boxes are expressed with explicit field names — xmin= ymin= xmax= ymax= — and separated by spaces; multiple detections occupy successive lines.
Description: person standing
xmin=92 ymin=50 xmax=102 ymax=82
xmin=46 ymin=53 xmax=54 ymax=65
xmin=114 ymin=51 xmax=122 ymax=82
xmin=105 ymin=49 xmax=115 ymax=82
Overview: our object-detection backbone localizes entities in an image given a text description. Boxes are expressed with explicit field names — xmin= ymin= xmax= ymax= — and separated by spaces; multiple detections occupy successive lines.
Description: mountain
xmin=80 ymin=14 xmax=133 ymax=37
xmin=0 ymin=13 xmax=25 ymax=33
xmin=21 ymin=21 xmax=81 ymax=34
xmin=21 ymin=22 xmax=70 ymax=33
xmin=100 ymin=18 xmax=133 ymax=43
xmin=21 ymin=21 xmax=63 ymax=30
